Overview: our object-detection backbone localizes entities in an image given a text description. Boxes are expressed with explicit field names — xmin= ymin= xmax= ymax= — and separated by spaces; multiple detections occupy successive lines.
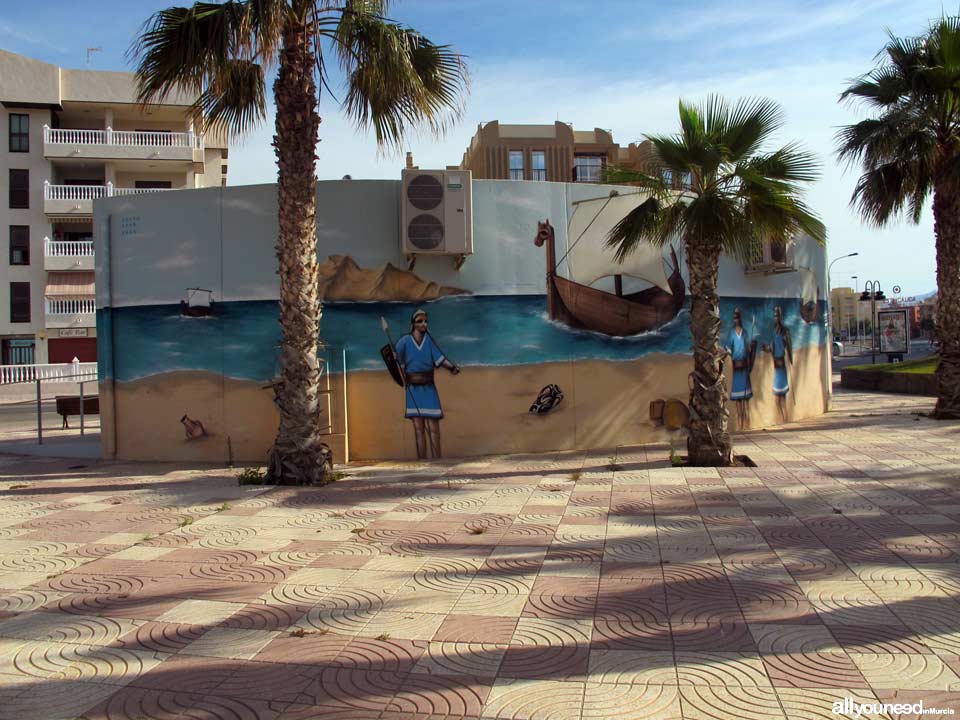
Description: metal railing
xmin=45 ymin=238 xmax=94 ymax=257
xmin=44 ymin=125 xmax=203 ymax=150
xmin=44 ymin=182 xmax=174 ymax=201
xmin=0 ymin=361 xmax=97 ymax=385
xmin=45 ymin=298 xmax=96 ymax=316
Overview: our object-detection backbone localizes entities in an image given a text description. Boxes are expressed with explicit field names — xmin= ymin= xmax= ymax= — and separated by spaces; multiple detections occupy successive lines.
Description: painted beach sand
xmin=102 ymin=346 xmax=826 ymax=463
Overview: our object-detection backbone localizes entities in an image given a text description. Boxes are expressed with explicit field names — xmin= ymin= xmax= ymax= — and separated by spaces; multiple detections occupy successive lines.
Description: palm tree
xmin=605 ymin=97 xmax=826 ymax=466
xmin=837 ymin=17 xmax=960 ymax=419
xmin=130 ymin=1 xmax=468 ymax=484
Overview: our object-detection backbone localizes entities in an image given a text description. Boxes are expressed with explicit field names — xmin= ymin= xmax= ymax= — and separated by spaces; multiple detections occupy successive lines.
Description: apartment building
xmin=459 ymin=121 xmax=694 ymax=189
xmin=830 ymin=286 xmax=860 ymax=339
xmin=0 ymin=49 xmax=228 ymax=365
xmin=459 ymin=121 xmax=621 ymax=183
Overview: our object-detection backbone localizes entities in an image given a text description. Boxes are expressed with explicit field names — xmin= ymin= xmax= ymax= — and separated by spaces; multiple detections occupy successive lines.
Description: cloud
xmin=0 ymin=21 xmax=66 ymax=54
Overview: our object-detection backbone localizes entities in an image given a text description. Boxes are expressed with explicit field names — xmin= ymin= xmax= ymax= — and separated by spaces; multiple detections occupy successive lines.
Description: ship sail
xmin=565 ymin=193 xmax=672 ymax=292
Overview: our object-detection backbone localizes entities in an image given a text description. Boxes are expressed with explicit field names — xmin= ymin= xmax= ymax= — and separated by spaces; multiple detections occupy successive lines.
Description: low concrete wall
xmin=841 ymin=367 xmax=936 ymax=396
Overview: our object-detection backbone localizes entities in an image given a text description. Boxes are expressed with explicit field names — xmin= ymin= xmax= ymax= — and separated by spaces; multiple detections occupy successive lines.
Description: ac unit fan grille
xmin=408 ymin=214 xmax=444 ymax=250
xmin=407 ymin=174 xmax=443 ymax=210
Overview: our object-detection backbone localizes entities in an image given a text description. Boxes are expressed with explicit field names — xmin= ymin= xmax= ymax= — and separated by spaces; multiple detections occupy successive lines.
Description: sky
xmin=2 ymin=0 xmax=949 ymax=296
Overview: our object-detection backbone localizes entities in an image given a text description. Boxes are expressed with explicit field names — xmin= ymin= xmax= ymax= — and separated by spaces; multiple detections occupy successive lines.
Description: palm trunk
xmin=685 ymin=237 xmax=733 ymax=466
xmin=932 ymin=180 xmax=960 ymax=419
xmin=266 ymin=23 xmax=327 ymax=485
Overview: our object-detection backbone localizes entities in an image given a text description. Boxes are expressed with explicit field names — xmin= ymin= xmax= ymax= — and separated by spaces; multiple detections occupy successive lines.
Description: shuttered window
xmin=9 ymin=169 xmax=28 ymax=209
xmin=9 ymin=114 xmax=28 ymax=152
xmin=9 ymin=226 xmax=29 ymax=265
xmin=10 ymin=282 xmax=30 ymax=323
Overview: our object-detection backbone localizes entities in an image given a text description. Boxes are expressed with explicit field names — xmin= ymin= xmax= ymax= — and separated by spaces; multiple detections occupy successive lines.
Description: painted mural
xmin=95 ymin=179 xmax=830 ymax=463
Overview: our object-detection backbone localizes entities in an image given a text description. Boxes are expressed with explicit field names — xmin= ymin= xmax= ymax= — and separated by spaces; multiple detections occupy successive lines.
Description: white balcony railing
xmin=110 ymin=186 xmax=171 ymax=197
xmin=45 ymin=183 xmax=107 ymax=201
xmin=44 ymin=125 xmax=203 ymax=150
xmin=0 ymin=362 xmax=98 ymax=385
xmin=45 ymin=238 xmax=95 ymax=257
xmin=44 ymin=182 xmax=173 ymax=201
xmin=45 ymin=298 xmax=96 ymax=316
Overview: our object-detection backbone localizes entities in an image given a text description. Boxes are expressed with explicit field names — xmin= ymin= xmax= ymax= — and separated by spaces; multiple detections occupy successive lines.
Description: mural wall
xmin=95 ymin=179 xmax=829 ymax=463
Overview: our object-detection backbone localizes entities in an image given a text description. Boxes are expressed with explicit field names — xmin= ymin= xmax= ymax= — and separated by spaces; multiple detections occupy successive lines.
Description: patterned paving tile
xmin=2 ymin=388 xmax=958 ymax=718
xmin=482 ymin=678 xmax=586 ymax=719
xmin=678 ymin=686 xmax=786 ymax=719
xmin=583 ymin=682 xmax=682 ymax=720
xmin=849 ymin=653 xmax=960 ymax=690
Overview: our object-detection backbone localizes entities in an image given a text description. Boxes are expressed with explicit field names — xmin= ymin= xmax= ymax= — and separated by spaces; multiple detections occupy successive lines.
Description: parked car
xmin=832 ymin=340 xmax=843 ymax=357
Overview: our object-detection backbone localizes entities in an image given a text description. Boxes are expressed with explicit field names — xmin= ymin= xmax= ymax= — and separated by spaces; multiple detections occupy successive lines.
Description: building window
xmin=9 ymin=169 xmax=28 ymax=209
xmin=573 ymin=155 xmax=603 ymax=183
xmin=9 ymin=114 xmax=28 ymax=153
xmin=660 ymin=168 xmax=674 ymax=187
xmin=680 ymin=171 xmax=693 ymax=189
xmin=10 ymin=282 xmax=30 ymax=323
xmin=135 ymin=180 xmax=173 ymax=189
xmin=1 ymin=338 xmax=34 ymax=365
xmin=509 ymin=150 xmax=524 ymax=180
xmin=531 ymin=151 xmax=546 ymax=181
xmin=9 ymin=226 xmax=29 ymax=265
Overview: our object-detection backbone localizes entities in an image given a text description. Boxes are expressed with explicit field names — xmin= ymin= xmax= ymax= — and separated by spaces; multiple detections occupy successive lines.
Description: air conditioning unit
xmin=400 ymin=169 xmax=472 ymax=268
xmin=745 ymin=237 xmax=796 ymax=274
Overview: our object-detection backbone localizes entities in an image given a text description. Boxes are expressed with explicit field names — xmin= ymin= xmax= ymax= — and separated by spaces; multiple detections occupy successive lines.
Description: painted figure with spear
xmin=381 ymin=309 xmax=459 ymax=459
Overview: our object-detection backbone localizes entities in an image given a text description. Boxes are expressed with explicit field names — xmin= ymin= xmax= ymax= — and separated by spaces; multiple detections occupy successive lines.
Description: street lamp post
xmin=860 ymin=280 xmax=886 ymax=364
xmin=851 ymin=275 xmax=858 ymax=344
xmin=827 ymin=253 xmax=859 ymax=340
xmin=850 ymin=275 xmax=860 ymax=342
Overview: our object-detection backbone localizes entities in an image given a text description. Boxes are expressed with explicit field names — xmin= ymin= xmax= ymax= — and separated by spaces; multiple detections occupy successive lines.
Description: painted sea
xmin=98 ymin=295 xmax=826 ymax=383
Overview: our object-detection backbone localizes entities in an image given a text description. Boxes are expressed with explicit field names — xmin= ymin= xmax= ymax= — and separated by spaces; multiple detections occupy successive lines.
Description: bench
xmin=55 ymin=396 xmax=99 ymax=429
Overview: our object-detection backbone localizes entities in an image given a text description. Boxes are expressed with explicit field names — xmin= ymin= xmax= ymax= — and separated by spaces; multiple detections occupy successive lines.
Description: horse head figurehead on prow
xmin=534 ymin=219 xmax=554 ymax=247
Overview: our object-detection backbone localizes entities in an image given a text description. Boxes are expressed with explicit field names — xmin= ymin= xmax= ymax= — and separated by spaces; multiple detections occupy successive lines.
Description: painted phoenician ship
xmin=535 ymin=193 xmax=686 ymax=337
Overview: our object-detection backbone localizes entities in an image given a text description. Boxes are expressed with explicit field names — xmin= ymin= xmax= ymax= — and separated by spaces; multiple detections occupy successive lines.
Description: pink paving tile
xmin=255 ymin=631 xmax=353 ymax=666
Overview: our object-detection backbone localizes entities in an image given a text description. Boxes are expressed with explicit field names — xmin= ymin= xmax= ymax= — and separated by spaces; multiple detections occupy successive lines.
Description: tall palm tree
xmin=837 ymin=17 xmax=960 ymax=419
xmin=130 ymin=1 xmax=468 ymax=484
xmin=606 ymin=97 xmax=826 ymax=466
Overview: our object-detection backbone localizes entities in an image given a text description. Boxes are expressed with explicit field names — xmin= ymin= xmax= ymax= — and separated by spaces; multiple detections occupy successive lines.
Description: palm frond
xmin=335 ymin=10 xmax=468 ymax=150
xmin=129 ymin=0 xmax=272 ymax=135
xmin=850 ymin=161 xmax=918 ymax=226
xmin=192 ymin=58 xmax=267 ymax=136
xmin=720 ymin=97 xmax=784 ymax=161
xmin=601 ymin=165 xmax=662 ymax=190
xmin=605 ymin=196 xmax=680 ymax=262
xmin=737 ymin=142 xmax=821 ymax=184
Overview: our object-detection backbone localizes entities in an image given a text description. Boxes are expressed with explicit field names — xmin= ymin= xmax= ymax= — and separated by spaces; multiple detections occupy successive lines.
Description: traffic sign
xmin=893 ymin=285 xmax=901 ymax=294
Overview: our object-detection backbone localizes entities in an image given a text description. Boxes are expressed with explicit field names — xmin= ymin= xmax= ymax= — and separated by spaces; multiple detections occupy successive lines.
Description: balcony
xmin=43 ymin=125 xmax=204 ymax=163
xmin=44 ymin=182 xmax=171 ymax=216
xmin=45 ymin=238 xmax=95 ymax=271
xmin=44 ymin=297 xmax=96 ymax=330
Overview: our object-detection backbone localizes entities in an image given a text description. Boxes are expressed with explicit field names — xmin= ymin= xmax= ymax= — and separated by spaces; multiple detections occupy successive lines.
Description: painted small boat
xmin=534 ymin=193 xmax=685 ymax=337
xmin=180 ymin=288 xmax=215 ymax=317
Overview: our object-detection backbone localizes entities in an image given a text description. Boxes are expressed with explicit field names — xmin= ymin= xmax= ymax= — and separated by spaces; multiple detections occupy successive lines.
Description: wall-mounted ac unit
xmin=400 ymin=169 xmax=472 ymax=268
xmin=745 ymin=237 xmax=796 ymax=274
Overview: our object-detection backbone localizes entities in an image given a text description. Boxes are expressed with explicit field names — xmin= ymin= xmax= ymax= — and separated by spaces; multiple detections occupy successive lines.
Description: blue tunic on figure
xmin=726 ymin=328 xmax=752 ymax=400
xmin=396 ymin=333 xmax=445 ymax=418
xmin=772 ymin=331 xmax=789 ymax=396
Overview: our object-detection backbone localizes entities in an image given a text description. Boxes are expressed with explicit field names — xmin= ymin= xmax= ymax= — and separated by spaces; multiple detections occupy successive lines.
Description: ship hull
xmin=551 ymin=274 xmax=684 ymax=337
xmin=180 ymin=300 xmax=213 ymax=318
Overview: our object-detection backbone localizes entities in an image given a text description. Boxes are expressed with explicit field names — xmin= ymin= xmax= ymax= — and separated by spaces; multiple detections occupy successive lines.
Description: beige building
xmin=0 ymin=49 xmax=228 ymax=365
xmin=830 ymin=286 xmax=860 ymax=339
xmin=459 ymin=121 xmax=690 ymax=191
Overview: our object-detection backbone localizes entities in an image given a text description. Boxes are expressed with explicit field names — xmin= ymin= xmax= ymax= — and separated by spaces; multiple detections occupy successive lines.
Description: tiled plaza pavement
xmin=0 ymin=387 xmax=959 ymax=719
